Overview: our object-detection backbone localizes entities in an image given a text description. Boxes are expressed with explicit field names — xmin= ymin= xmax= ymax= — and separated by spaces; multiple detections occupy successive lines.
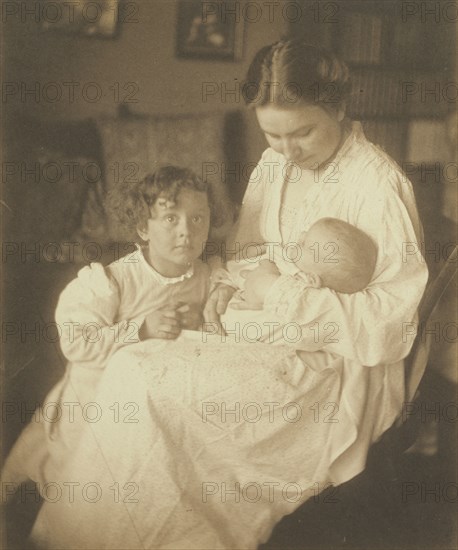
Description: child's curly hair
xmin=109 ymin=165 xmax=215 ymax=242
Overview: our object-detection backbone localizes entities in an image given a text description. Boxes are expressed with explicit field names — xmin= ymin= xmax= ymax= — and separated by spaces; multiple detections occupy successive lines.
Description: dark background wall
xmin=3 ymin=0 xmax=456 ymax=212
xmin=3 ymin=0 xmax=290 ymax=167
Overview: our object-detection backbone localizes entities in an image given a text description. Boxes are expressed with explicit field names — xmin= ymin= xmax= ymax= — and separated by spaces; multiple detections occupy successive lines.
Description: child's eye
xmin=165 ymin=215 xmax=177 ymax=223
xmin=192 ymin=215 xmax=203 ymax=223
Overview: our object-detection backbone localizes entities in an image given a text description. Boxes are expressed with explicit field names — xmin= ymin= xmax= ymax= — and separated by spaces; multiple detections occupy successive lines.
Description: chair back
xmin=404 ymin=244 xmax=458 ymax=402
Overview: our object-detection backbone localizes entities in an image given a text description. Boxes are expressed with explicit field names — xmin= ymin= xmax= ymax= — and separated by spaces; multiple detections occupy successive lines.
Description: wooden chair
xmin=404 ymin=243 xmax=458 ymax=403
xmin=374 ymin=243 xmax=458 ymax=458
xmin=262 ymin=244 xmax=458 ymax=550
xmin=350 ymin=242 xmax=458 ymax=549
xmin=334 ymin=242 xmax=458 ymax=550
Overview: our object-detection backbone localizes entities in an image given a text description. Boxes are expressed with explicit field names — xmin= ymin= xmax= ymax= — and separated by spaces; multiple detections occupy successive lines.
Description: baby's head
xmin=296 ymin=218 xmax=377 ymax=294
xmin=111 ymin=165 xmax=211 ymax=275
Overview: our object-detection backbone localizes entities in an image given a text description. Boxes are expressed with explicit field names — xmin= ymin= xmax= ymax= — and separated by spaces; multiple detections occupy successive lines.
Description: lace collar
xmin=131 ymin=244 xmax=195 ymax=285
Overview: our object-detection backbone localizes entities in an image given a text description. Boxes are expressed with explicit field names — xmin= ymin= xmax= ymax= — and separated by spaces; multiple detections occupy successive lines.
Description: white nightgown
xmin=2 ymin=245 xmax=209 ymax=486
xmin=28 ymin=122 xmax=428 ymax=550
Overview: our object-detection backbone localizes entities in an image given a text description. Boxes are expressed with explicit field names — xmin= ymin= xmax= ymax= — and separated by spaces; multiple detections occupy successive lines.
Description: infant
xmin=221 ymin=217 xmax=378 ymax=342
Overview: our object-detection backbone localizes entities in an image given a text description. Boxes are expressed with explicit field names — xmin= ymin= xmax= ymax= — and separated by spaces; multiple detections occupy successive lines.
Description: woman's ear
xmin=336 ymin=103 xmax=346 ymax=122
xmin=136 ymin=224 xmax=148 ymax=242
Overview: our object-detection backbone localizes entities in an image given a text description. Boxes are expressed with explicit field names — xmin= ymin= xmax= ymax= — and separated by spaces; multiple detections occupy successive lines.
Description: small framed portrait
xmin=41 ymin=0 xmax=125 ymax=38
xmin=176 ymin=0 xmax=244 ymax=61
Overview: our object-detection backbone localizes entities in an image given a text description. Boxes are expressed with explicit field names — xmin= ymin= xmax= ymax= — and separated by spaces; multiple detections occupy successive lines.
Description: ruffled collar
xmin=130 ymin=244 xmax=194 ymax=285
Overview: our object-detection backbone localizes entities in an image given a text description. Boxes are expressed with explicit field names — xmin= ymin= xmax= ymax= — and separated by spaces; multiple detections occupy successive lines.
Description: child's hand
xmin=140 ymin=306 xmax=182 ymax=340
xmin=176 ymin=303 xmax=203 ymax=331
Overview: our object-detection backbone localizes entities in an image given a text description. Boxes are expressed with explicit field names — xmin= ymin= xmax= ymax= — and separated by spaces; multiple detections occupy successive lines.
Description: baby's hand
xmin=254 ymin=259 xmax=280 ymax=275
xmin=233 ymin=260 xmax=281 ymax=310
xmin=140 ymin=306 xmax=182 ymax=340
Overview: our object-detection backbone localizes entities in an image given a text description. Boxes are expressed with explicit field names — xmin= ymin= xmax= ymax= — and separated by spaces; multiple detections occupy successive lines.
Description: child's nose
xmin=177 ymin=217 xmax=191 ymax=236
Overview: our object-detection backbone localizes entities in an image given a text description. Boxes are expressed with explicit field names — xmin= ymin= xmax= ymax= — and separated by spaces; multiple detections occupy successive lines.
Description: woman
xmin=28 ymin=40 xmax=428 ymax=550
xmin=206 ymin=40 xmax=427 ymax=365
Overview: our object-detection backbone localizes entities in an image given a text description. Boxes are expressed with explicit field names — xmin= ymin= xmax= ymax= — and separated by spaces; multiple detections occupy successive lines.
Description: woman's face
xmin=255 ymin=103 xmax=345 ymax=170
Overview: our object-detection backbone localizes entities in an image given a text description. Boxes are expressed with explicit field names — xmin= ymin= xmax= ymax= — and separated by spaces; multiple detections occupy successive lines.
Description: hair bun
xmin=243 ymin=39 xmax=351 ymax=110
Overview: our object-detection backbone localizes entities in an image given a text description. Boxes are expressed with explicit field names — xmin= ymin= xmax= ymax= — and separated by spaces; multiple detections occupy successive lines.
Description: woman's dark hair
xmin=110 ymin=165 xmax=213 ymax=241
xmin=242 ymin=39 xmax=351 ymax=111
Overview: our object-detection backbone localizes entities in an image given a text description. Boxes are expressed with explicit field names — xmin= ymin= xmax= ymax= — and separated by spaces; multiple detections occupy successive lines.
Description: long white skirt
xmin=28 ymin=332 xmax=403 ymax=549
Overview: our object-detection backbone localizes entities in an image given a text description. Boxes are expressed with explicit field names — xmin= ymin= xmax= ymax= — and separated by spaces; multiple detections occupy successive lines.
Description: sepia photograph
xmin=1 ymin=0 xmax=457 ymax=549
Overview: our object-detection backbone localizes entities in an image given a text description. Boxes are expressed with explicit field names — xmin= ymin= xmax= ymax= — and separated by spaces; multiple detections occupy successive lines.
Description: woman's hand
xmin=203 ymin=284 xmax=236 ymax=332
xmin=140 ymin=306 xmax=182 ymax=340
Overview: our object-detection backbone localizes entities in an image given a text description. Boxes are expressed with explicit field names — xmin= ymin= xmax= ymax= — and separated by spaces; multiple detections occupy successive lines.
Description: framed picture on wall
xmin=41 ymin=0 xmax=125 ymax=38
xmin=176 ymin=0 xmax=244 ymax=61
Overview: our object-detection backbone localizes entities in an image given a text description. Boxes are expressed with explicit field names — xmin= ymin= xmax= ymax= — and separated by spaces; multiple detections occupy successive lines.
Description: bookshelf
xmin=289 ymin=0 xmax=456 ymax=230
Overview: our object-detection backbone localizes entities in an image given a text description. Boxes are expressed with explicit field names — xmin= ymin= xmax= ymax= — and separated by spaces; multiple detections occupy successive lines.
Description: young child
xmin=221 ymin=218 xmax=378 ymax=342
xmin=57 ymin=164 xmax=213 ymax=350
xmin=2 ymin=165 xmax=213 ymax=488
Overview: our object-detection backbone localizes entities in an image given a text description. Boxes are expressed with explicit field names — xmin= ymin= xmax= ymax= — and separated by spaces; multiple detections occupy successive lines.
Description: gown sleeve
xmin=55 ymin=263 xmax=141 ymax=368
xmin=225 ymin=149 xmax=272 ymax=256
xmin=210 ymin=149 xmax=271 ymax=287
xmin=263 ymin=180 xmax=429 ymax=366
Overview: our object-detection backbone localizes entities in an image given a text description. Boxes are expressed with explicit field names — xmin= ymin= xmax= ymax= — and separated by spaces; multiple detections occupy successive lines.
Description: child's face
xmin=137 ymin=188 xmax=210 ymax=277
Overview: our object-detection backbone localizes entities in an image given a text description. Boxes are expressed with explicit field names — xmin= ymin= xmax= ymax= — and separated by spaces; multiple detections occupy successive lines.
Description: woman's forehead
xmin=255 ymin=103 xmax=328 ymax=133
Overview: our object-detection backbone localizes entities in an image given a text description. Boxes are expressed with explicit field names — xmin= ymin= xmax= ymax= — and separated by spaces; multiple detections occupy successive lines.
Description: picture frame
xmin=176 ymin=0 xmax=244 ymax=61
xmin=40 ymin=0 xmax=124 ymax=39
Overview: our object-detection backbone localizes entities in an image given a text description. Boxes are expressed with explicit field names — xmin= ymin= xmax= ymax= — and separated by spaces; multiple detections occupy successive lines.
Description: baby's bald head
xmin=296 ymin=218 xmax=377 ymax=294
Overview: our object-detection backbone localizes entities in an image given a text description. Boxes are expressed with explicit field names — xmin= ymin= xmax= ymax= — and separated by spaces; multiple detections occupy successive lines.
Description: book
xmin=406 ymin=119 xmax=451 ymax=163
xmin=348 ymin=68 xmax=405 ymax=118
xmin=340 ymin=11 xmax=382 ymax=65
xmin=362 ymin=120 xmax=407 ymax=163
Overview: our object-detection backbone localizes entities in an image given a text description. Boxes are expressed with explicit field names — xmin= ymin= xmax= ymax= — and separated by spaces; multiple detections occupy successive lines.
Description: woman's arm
xmin=223 ymin=149 xmax=274 ymax=262
xmin=204 ymin=151 xmax=270 ymax=324
xmin=263 ymin=186 xmax=429 ymax=366
xmin=55 ymin=263 xmax=141 ymax=367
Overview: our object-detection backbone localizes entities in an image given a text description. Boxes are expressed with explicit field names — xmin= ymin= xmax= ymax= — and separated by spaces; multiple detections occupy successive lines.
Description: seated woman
xmin=23 ymin=40 xmax=427 ymax=550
